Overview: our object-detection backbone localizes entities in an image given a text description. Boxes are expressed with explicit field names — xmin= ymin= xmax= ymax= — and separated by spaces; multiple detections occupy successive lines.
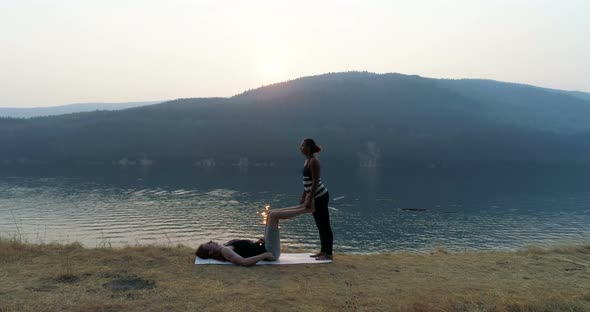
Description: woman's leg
xmin=313 ymin=193 xmax=333 ymax=256
xmin=266 ymin=206 xmax=308 ymax=228
xmin=264 ymin=206 xmax=309 ymax=259
xmin=264 ymin=224 xmax=281 ymax=260
xmin=265 ymin=205 xmax=303 ymax=218
xmin=312 ymin=211 xmax=325 ymax=255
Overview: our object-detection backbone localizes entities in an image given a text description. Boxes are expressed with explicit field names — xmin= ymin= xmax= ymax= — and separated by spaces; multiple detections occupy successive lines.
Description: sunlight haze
xmin=1 ymin=0 xmax=589 ymax=107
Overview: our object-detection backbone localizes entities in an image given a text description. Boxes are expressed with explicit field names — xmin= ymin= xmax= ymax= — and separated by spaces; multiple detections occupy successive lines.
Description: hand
xmin=304 ymin=197 xmax=315 ymax=213
xmin=300 ymin=193 xmax=309 ymax=205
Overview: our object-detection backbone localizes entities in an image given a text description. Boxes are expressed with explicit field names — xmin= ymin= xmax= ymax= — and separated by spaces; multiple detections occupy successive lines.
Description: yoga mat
xmin=195 ymin=253 xmax=332 ymax=265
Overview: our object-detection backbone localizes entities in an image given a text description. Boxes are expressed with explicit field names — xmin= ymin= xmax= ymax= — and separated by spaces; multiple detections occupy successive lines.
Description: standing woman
xmin=299 ymin=138 xmax=333 ymax=260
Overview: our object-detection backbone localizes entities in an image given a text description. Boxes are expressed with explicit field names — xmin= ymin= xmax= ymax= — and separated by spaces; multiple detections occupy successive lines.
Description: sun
xmin=262 ymin=59 xmax=283 ymax=78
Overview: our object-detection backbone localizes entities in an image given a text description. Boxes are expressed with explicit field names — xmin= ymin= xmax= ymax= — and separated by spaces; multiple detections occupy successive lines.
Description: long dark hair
xmin=195 ymin=242 xmax=226 ymax=261
xmin=303 ymin=138 xmax=322 ymax=155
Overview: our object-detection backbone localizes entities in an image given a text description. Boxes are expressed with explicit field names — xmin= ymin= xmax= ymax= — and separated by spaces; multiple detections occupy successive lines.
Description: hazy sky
xmin=1 ymin=0 xmax=589 ymax=107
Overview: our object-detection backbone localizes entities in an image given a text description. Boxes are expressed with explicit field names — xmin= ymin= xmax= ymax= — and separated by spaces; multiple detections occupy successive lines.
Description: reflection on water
xmin=0 ymin=166 xmax=589 ymax=252
xmin=257 ymin=205 xmax=271 ymax=225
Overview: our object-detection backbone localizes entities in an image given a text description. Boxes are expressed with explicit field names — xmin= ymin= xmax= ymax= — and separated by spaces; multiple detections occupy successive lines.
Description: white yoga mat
xmin=195 ymin=253 xmax=332 ymax=265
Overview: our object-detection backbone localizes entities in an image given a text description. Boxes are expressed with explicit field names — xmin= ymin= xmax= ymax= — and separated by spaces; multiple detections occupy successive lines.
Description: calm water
xmin=1 ymin=166 xmax=589 ymax=253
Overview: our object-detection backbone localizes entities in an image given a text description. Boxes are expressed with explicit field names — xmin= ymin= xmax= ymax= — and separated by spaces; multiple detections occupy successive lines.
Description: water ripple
xmin=1 ymin=176 xmax=590 ymax=252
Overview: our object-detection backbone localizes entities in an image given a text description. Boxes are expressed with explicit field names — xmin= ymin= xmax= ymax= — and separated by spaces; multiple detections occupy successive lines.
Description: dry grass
xmin=1 ymin=239 xmax=589 ymax=312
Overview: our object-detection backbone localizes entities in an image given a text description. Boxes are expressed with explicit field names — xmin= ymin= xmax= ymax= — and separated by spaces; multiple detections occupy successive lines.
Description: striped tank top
xmin=303 ymin=157 xmax=328 ymax=198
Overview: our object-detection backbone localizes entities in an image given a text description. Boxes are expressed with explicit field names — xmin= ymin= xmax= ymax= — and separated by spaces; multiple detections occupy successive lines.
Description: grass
xmin=1 ymin=239 xmax=589 ymax=312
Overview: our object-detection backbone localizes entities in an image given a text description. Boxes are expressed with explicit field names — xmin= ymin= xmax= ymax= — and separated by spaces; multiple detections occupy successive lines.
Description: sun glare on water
xmin=257 ymin=205 xmax=271 ymax=225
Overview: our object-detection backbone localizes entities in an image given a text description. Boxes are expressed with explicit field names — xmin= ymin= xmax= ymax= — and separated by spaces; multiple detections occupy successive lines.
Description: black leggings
xmin=312 ymin=192 xmax=333 ymax=255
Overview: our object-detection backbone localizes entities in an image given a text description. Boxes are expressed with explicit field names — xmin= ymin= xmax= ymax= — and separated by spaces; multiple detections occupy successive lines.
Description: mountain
xmin=1 ymin=72 xmax=589 ymax=168
xmin=552 ymin=90 xmax=590 ymax=102
xmin=0 ymin=101 xmax=164 ymax=118
xmin=435 ymin=79 xmax=590 ymax=133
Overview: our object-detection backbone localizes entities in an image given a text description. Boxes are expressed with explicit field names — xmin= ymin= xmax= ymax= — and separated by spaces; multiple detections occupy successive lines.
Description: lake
xmin=1 ymin=165 xmax=589 ymax=253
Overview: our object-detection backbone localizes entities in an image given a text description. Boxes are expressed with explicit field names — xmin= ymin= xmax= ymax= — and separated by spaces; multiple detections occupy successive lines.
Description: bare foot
xmin=316 ymin=254 xmax=333 ymax=261
xmin=309 ymin=252 xmax=325 ymax=258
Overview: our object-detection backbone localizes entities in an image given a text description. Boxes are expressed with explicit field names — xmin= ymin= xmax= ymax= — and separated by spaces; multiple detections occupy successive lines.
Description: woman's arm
xmin=305 ymin=158 xmax=321 ymax=210
xmin=220 ymin=247 xmax=274 ymax=267
xmin=300 ymin=191 xmax=307 ymax=205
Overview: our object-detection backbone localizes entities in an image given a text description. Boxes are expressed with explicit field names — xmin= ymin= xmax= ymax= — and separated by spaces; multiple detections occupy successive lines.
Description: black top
xmin=303 ymin=157 xmax=328 ymax=198
xmin=225 ymin=239 xmax=266 ymax=258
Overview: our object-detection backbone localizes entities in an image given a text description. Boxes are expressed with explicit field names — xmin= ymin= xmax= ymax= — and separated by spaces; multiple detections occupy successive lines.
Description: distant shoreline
xmin=1 ymin=235 xmax=588 ymax=255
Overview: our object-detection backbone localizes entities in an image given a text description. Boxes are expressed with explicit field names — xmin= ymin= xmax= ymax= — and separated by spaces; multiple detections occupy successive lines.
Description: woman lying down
xmin=195 ymin=205 xmax=311 ymax=266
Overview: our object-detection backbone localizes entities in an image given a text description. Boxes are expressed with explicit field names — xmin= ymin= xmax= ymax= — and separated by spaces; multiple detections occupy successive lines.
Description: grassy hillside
xmin=1 ymin=239 xmax=589 ymax=311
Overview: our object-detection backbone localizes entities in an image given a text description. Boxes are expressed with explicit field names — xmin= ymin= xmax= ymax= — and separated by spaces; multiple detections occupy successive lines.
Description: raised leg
xmin=266 ymin=206 xmax=309 ymax=228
